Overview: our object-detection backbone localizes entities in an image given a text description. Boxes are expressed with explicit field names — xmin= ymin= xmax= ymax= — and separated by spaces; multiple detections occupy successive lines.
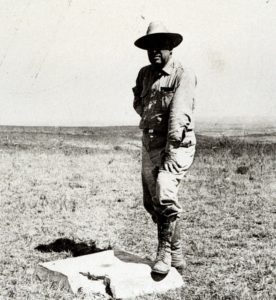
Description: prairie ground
xmin=0 ymin=126 xmax=275 ymax=300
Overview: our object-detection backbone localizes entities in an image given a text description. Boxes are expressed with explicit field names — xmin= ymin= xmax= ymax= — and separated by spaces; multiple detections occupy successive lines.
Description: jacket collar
xmin=162 ymin=57 xmax=174 ymax=75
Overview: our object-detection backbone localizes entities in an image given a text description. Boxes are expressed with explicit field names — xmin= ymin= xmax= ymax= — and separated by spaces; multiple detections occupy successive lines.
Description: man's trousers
xmin=141 ymin=144 xmax=195 ymax=221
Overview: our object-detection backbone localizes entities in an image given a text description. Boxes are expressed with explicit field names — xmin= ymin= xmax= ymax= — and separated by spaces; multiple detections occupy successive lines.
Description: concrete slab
xmin=36 ymin=249 xmax=184 ymax=299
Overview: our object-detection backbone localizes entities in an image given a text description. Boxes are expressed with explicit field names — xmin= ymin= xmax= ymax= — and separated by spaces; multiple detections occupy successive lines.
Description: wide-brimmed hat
xmin=134 ymin=21 xmax=183 ymax=50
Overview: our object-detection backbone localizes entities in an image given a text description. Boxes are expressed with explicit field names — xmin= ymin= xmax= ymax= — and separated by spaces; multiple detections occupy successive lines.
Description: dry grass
xmin=0 ymin=126 xmax=275 ymax=300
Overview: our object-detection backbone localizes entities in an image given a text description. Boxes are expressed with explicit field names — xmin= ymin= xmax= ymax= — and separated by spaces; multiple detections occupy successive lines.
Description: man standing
xmin=133 ymin=21 xmax=197 ymax=275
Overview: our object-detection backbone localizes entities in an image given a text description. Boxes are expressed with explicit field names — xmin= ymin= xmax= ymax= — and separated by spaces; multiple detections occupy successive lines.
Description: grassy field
xmin=0 ymin=126 xmax=275 ymax=300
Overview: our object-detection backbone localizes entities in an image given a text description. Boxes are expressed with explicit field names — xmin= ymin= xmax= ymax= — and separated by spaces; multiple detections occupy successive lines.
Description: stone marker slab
xmin=36 ymin=249 xmax=184 ymax=299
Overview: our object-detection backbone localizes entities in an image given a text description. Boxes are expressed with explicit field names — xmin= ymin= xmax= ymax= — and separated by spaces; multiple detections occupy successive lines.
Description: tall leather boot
xmin=152 ymin=219 xmax=175 ymax=274
xmin=171 ymin=220 xmax=185 ymax=274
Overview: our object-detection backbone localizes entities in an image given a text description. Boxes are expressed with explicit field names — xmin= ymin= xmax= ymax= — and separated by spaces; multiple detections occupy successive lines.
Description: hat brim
xmin=134 ymin=33 xmax=183 ymax=50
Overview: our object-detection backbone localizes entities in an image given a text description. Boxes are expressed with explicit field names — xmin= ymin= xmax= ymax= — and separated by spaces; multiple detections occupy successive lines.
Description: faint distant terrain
xmin=196 ymin=120 xmax=276 ymax=143
xmin=0 ymin=120 xmax=276 ymax=152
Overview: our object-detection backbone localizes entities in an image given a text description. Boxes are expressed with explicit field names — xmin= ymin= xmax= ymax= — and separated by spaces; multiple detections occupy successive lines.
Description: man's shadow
xmin=35 ymin=238 xmax=111 ymax=257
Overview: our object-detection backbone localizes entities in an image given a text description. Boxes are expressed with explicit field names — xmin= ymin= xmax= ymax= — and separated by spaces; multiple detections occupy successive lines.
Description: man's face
xmin=147 ymin=48 xmax=172 ymax=69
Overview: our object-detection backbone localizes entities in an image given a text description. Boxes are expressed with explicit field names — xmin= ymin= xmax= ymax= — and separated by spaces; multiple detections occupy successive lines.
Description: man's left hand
xmin=163 ymin=159 xmax=182 ymax=173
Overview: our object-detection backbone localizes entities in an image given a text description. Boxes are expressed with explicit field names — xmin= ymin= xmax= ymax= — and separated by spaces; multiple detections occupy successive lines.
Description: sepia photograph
xmin=0 ymin=0 xmax=275 ymax=299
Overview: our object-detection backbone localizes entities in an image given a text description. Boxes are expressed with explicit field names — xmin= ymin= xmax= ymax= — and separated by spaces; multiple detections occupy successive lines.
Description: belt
xmin=143 ymin=128 xmax=193 ymax=134
xmin=143 ymin=129 xmax=163 ymax=134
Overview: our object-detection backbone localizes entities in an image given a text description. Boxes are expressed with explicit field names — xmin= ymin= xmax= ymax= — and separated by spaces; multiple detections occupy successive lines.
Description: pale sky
xmin=0 ymin=0 xmax=275 ymax=126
